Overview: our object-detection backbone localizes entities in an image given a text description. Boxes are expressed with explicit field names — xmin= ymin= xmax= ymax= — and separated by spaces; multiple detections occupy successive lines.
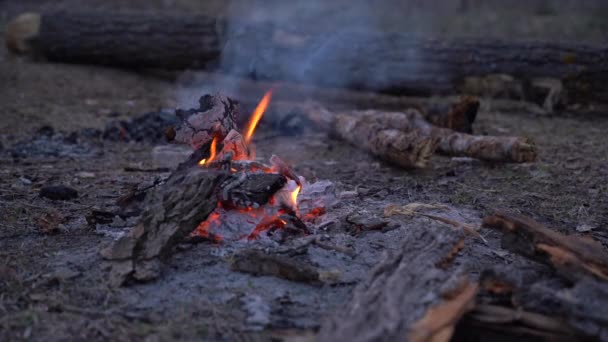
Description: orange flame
xmin=199 ymin=136 xmax=218 ymax=166
xmin=291 ymin=185 xmax=301 ymax=207
xmin=244 ymin=90 xmax=273 ymax=144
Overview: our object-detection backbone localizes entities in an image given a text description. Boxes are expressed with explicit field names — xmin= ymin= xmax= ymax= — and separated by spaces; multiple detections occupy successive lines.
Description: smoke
xmin=171 ymin=1 xmax=432 ymax=109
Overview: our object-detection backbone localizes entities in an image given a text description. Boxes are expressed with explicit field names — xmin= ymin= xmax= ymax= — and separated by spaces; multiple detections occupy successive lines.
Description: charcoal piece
xmin=9 ymin=130 xmax=99 ymax=159
xmin=39 ymin=185 xmax=78 ymax=200
xmin=219 ymin=173 xmax=286 ymax=208
xmin=102 ymin=110 xmax=178 ymax=143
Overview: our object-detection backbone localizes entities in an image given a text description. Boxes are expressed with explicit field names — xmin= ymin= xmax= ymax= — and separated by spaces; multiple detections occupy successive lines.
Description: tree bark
xmin=7 ymin=11 xmax=608 ymax=103
xmin=317 ymin=224 xmax=474 ymax=342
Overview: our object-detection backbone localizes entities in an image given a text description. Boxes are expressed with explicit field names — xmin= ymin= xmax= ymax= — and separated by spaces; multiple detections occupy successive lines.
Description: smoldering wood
xmin=8 ymin=12 xmax=608 ymax=103
xmin=171 ymin=93 xmax=239 ymax=150
xmin=318 ymin=224 xmax=471 ymax=342
xmin=344 ymin=109 xmax=536 ymax=163
xmin=483 ymin=210 xmax=608 ymax=282
xmin=101 ymin=167 xmax=286 ymax=286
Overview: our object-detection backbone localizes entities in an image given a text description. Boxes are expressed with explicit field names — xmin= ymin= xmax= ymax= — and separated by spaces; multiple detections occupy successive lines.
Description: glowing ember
xmin=199 ymin=136 xmax=218 ymax=166
xmin=244 ymin=90 xmax=273 ymax=144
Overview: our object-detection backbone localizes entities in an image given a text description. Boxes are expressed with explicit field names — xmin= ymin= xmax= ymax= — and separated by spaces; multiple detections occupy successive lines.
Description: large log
xmin=7 ymin=11 xmax=608 ymax=103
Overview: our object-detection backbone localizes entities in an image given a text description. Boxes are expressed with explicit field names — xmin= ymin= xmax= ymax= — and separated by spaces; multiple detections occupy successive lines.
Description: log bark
xmin=318 ymin=224 xmax=474 ymax=342
xmin=101 ymin=167 xmax=286 ymax=286
xmin=7 ymin=11 xmax=608 ymax=103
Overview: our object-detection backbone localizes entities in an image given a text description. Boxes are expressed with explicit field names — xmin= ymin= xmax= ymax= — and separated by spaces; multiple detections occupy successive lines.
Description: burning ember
xmin=192 ymin=90 xmax=323 ymax=243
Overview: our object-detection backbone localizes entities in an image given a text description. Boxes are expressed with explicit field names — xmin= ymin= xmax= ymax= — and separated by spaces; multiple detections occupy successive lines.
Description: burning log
xmin=101 ymin=167 xmax=286 ymax=286
xmin=318 ymin=224 xmax=473 ymax=342
xmin=7 ymin=11 xmax=608 ymax=103
xmin=483 ymin=210 xmax=608 ymax=282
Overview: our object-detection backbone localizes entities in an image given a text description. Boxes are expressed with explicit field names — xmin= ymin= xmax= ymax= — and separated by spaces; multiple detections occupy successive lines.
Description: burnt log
xmin=101 ymin=167 xmax=285 ymax=286
xmin=318 ymin=224 xmax=475 ymax=342
xmin=7 ymin=11 xmax=608 ymax=103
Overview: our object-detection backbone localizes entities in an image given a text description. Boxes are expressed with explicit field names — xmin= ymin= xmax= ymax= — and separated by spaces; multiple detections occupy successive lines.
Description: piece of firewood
xmin=483 ymin=210 xmax=608 ymax=282
xmin=170 ymin=93 xmax=239 ymax=150
xmin=333 ymin=112 xmax=439 ymax=169
xmin=346 ymin=109 xmax=536 ymax=163
xmin=101 ymin=167 xmax=285 ymax=286
xmin=8 ymin=11 xmax=608 ymax=103
xmin=318 ymin=224 xmax=472 ymax=342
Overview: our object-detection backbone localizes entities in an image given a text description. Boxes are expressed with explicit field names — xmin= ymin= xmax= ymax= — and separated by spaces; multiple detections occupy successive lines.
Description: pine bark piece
xmin=8 ymin=12 xmax=608 ymax=103
xmin=349 ymin=109 xmax=536 ymax=163
xmin=172 ymin=93 xmax=239 ymax=150
xmin=483 ymin=210 xmax=608 ymax=282
xmin=230 ymin=248 xmax=321 ymax=284
xmin=101 ymin=167 xmax=286 ymax=286
xmin=317 ymin=225 xmax=469 ymax=342
xmin=334 ymin=113 xmax=438 ymax=168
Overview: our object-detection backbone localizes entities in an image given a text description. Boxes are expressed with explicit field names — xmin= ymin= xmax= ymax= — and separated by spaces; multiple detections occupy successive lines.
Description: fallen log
xmin=101 ymin=167 xmax=286 ymax=286
xmin=333 ymin=114 xmax=439 ymax=169
xmin=483 ymin=210 xmax=608 ymax=282
xmin=293 ymin=104 xmax=535 ymax=164
xmin=350 ymin=109 xmax=536 ymax=163
xmin=318 ymin=224 xmax=474 ymax=342
xmin=7 ymin=11 xmax=608 ymax=103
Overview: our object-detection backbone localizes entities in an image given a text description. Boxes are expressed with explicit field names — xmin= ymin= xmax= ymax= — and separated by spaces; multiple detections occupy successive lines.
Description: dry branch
xmin=333 ymin=113 xmax=439 ymax=169
xmin=349 ymin=109 xmax=536 ymax=163
xmin=483 ymin=210 xmax=608 ymax=282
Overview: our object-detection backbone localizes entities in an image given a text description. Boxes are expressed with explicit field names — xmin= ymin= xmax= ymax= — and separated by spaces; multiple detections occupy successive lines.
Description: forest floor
xmin=1 ymin=1 xmax=607 ymax=341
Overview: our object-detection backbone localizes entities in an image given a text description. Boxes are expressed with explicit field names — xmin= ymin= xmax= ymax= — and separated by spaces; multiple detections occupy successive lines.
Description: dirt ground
xmin=1 ymin=1 xmax=607 ymax=341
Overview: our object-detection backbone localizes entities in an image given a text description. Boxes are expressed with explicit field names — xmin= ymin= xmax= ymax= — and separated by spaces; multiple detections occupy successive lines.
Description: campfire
xmin=187 ymin=90 xmax=324 ymax=243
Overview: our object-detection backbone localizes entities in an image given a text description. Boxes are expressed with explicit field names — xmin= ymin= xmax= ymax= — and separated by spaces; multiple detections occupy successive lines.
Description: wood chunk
xmin=102 ymin=168 xmax=228 ymax=285
xmin=230 ymin=249 xmax=321 ymax=284
xmin=421 ymin=96 xmax=479 ymax=134
xmin=172 ymin=93 xmax=238 ymax=150
xmin=409 ymin=280 xmax=478 ymax=342
xmin=218 ymin=173 xmax=286 ymax=208
xmin=318 ymin=224 xmax=468 ymax=342
xmin=333 ymin=113 xmax=438 ymax=169
xmin=483 ymin=210 xmax=608 ymax=282
xmin=102 ymin=167 xmax=287 ymax=286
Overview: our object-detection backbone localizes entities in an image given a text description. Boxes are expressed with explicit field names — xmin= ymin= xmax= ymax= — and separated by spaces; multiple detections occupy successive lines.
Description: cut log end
xmin=6 ymin=12 xmax=40 ymax=53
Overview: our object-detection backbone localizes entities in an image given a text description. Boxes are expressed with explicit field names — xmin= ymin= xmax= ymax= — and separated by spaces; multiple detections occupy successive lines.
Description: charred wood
xmin=483 ymin=210 xmax=608 ymax=282
xmin=318 ymin=225 xmax=471 ymax=342
xmin=101 ymin=167 xmax=286 ymax=286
